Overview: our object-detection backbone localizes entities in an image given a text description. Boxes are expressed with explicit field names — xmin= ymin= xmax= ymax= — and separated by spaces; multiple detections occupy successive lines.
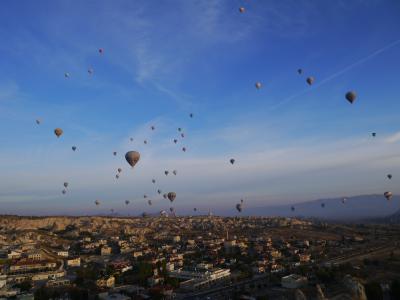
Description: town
xmin=0 ymin=215 xmax=399 ymax=299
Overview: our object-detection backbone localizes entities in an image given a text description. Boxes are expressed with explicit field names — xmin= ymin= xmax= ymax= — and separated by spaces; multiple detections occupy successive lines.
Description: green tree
xmin=364 ymin=282 xmax=383 ymax=300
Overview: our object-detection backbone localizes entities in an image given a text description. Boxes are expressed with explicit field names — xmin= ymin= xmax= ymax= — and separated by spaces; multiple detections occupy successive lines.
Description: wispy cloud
xmin=385 ymin=131 xmax=400 ymax=144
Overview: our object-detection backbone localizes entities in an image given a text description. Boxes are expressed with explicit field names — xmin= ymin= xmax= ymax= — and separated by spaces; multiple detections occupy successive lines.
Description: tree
xmin=15 ymin=280 xmax=32 ymax=292
xmin=364 ymin=282 xmax=383 ymax=300
xmin=391 ymin=279 xmax=400 ymax=299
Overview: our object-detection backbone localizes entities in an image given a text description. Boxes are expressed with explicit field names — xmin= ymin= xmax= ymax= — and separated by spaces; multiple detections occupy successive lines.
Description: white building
xmin=57 ymin=251 xmax=69 ymax=257
xmin=66 ymin=257 xmax=81 ymax=267
xmin=281 ymin=274 xmax=308 ymax=289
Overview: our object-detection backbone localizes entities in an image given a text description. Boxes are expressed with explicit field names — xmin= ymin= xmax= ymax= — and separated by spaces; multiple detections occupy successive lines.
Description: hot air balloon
xmin=170 ymin=207 xmax=174 ymax=213
xmin=342 ymin=198 xmax=347 ymax=204
xmin=167 ymin=192 xmax=176 ymax=203
xmin=178 ymin=128 xmax=182 ymax=132
xmin=117 ymin=168 xmax=122 ymax=173
xmin=151 ymin=126 xmax=155 ymax=130
xmin=182 ymin=147 xmax=186 ymax=152
xmin=152 ymin=179 xmax=156 ymax=184
xmin=321 ymin=203 xmax=325 ymax=208
xmin=297 ymin=69 xmax=303 ymax=75
xmin=64 ymin=72 xmax=70 ymax=78
xmin=384 ymin=191 xmax=393 ymax=201
xmin=36 ymin=119 xmax=41 ymax=125
xmin=239 ymin=7 xmax=245 ymax=13
xmin=125 ymin=200 xmax=130 ymax=205
xmin=116 ymin=174 xmax=120 ymax=179
xmin=72 ymin=146 xmax=77 ymax=151
xmin=110 ymin=209 xmax=114 ymax=213
xmin=241 ymin=199 xmax=244 ymax=204
xmin=194 ymin=208 xmax=197 ymax=212
xmin=148 ymin=199 xmax=152 ymax=206
xmin=173 ymin=170 xmax=177 ymax=176
xmin=372 ymin=132 xmax=376 ymax=137
xmin=113 ymin=152 xmax=117 ymax=156
xmin=157 ymin=189 xmax=162 ymax=194
xmin=387 ymin=174 xmax=392 ymax=180
xmin=95 ymin=200 xmax=100 ymax=206
xmin=144 ymin=194 xmax=147 ymax=199
xmin=230 ymin=159 xmax=235 ymax=165
xmin=345 ymin=91 xmax=356 ymax=104
xmin=62 ymin=189 xmax=67 ymax=195
xmin=306 ymin=77 xmax=314 ymax=85
xmin=236 ymin=203 xmax=242 ymax=212
xmin=130 ymin=137 xmax=133 ymax=142
xmin=54 ymin=128 xmax=63 ymax=138
xmin=181 ymin=133 xmax=185 ymax=138
xmin=291 ymin=206 xmax=295 ymax=211
xmin=189 ymin=113 xmax=193 ymax=118
xmin=165 ymin=171 xmax=169 ymax=176
xmin=99 ymin=48 xmax=104 ymax=54
xmin=141 ymin=212 xmax=147 ymax=217
xmin=144 ymin=140 xmax=147 ymax=144
xmin=125 ymin=151 xmax=140 ymax=168
xmin=163 ymin=193 xmax=167 ymax=200
xmin=88 ymin=68 xmax=94 ymax=75
xmin=173 ymin=139 xmax=178 ymax=144
xmin=255 ymin=82 xmax=262 ymax=89
xmin=63 ymin=182 xmax=69 ymax=188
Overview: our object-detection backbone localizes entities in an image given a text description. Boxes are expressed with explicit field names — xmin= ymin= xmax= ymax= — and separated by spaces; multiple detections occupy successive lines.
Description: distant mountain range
xmin=243 ymin=194 xmax=400 ymax=221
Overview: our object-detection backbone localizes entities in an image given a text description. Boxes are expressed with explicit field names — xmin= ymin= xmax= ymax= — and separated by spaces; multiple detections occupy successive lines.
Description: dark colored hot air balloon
xmin=62 ymin=189 xmax=67 ymax=195
xmin=178 ymin=128 xmax=182 ymax=132
xmin=306 ymin=77 xmax=314 ymax=85
xmin=72 ymin=146 xmax=77 ymax=151
xmin=239 ymin=7 xmax=245 ymax=13
xmin=165 ymin=171 xmax=169 ymax=176
xmin=116 ymin=174 xmax=120 ymax=179
xmin=144 ymin=140 xmax=147 ymax=144
xmin=36 ymin=119 xmax=41 ymax=125
xmin=342 ymin=198 xmax=347 ymax=204
xmin=163 ymin=193 xmax=167 ymax=200
xmin=173 ymin=170 xmax=177 ymax=176
xmin=174 ymin=139 xmax=178 ymax=144
xmin=291 ymin=206 xmax=295 ymax=211
xmin=236 ymin=203 xmax=242 ymax=212
xmin=170 ymin=207 xmax=174 ymax=213
xmin=384 ymin=191 xmax=393 ymax=201
xmin=372 ymin=132 xmax=376 ymax=137
xmin=130 ymin=137 xmax=133 ymax=142
xmin=148 ymin=199 xmax=152 ymax=206
xmin=189 ymin=113 xmax=193 ymax=118
xmin=64 ymin=72 xmax=70 ymax=78
xmin=194 ymin=208 xmax=197 ymax=212
xmin=230 ymin=159 xmax=235 ymax=165
xmin=255 ymin=82 xmax=262 ymax=89
xmin=125 ymin=151 xmax=140 ymax=168
xmin=113 ymin=152 xmax=117 ymax=156
xmin=345 ymin=91 xmax=356 ymax=104
xmin=240 ymin=199 xmax=244 ymax=204
xmin=141 ymin=212 xmax=147 ymax=217
xmin=297 ymin=69 xmax=303 ymax=75
xmin=387 ymin=174 xmax=392 ymax=180
xmin=321 ymin=203 xmax=325 ymax=208
xmin=99 ymin=48 xmax=104 ymax=54
xmin=54 ymin=128 xmax=63 ymax=138
xmin=118 ymin=168 xmax=122 ymax=173
xmin=144 ymin=194 xmax=147 ymax=199
xmin=182 ymin=147 xmax=186 ymax=152
xmin=152 ymin=179 xmax=156 ymax=184
xmin=63 ymin=182 xmax=69 ymax=188
xmin=125 ymin=200 xmax=130 ymax=205
xmin=151 ymin=126 xmax=155 ymax=130
xmin=95 ymin=200 xmax=100 ymax=206
xmin=157 ymin=189 xmax=162 ymax=194
xmin=88 ymin=68 xmax=94 ymax=75
xmin=167 ymin=192 xmax=176 ymax=202
xmin=181 ymin=133 xmax=185 ymax=138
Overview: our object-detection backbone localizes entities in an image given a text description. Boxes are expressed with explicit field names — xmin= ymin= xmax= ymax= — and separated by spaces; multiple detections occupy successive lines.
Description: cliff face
xmin=0 ymin=216 xmax=140 ymax=232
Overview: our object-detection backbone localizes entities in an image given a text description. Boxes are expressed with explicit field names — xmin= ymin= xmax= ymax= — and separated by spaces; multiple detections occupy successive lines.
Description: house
xmin=57 ymin=251 xmax=69 ymax=258
xmin=96 ymin=276 xmax=115 ymax=288
xmin=101 ymin=246 xmax=112 ymax=256
xmin=27 ymin=251 xmax=42 ymax=260
xmin=66 ymin=257 xmax=81 ymax=267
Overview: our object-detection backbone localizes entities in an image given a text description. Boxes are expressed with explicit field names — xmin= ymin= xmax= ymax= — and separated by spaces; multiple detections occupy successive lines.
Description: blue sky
xmin=0 ymin=0 xmax=400 ymax=215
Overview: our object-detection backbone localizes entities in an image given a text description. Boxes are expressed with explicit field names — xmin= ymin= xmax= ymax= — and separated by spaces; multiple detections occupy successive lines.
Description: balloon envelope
xmin=125 ymin=151 xmax=140 ymax=168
